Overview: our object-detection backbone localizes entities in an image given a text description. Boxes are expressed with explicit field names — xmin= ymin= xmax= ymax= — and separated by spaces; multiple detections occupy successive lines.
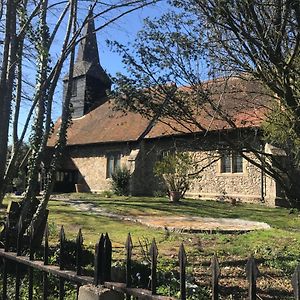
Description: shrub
xmin=111 ymin=167 xmax=131 ymax=196
xmin=154 ymin=152 xmax=195 ymax=201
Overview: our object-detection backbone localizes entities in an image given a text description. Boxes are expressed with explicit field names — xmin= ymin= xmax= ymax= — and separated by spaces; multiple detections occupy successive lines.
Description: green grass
xmin=48 ymin=199 xmax=166 ymax=248
xmin=2 ymin=194 xmax=300 ymax=298
xmin=44 ymin=194 xmax=300 ymax=263
xmin=57 ymin=193 xmax=300 ymax=229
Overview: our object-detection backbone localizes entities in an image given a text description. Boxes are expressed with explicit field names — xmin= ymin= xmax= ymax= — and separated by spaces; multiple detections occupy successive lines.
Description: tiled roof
xmin=48 ymin=77 xmax=272 ymax=147
xmin=47 ymin=100 xmax=149 ymax=146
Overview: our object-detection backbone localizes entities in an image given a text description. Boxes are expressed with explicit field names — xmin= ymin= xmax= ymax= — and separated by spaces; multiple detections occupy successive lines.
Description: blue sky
xmin=17 ymin=1 xmax=170 ymax=141
xmin=97 ymin=2 xmax=169 ymax=76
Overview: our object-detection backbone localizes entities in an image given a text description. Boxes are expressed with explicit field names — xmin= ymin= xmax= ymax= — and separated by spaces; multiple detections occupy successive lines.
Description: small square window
xmin=220 ymin=151 xmax=243 ymax=173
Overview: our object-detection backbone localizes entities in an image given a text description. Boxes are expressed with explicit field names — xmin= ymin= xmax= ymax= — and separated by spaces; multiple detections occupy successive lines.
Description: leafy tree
xmin=112 ymin=0 xmax=300 ymax=204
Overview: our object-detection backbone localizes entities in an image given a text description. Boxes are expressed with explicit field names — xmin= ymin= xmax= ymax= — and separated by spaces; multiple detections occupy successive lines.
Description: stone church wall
xmin=66 ymin=134 xmax=278 ymax=206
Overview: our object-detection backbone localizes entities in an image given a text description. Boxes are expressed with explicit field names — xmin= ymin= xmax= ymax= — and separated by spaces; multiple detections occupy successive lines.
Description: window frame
xmin=220 ymin=151 xmax=243 ymax=174
xmin=106 ymin=152 xmax=121 ymax=178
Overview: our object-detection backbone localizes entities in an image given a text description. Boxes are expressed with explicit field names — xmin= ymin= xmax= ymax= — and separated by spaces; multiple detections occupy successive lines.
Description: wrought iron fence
xmin=0 ymin=216 xmax=300 ymax=299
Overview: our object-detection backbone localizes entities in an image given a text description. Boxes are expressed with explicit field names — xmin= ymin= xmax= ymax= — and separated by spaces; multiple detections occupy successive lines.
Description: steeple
xmin=64 ymin=8 xmax=111 ymax=118
xmin=76 ymin=9 xmax=100 ymax=66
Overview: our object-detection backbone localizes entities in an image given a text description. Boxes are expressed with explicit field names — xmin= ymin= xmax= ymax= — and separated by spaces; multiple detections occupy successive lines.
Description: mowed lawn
xmin=45 ymin=194 xmax=300 ymax=267
xmin=4 ymin=194 xmax=300 ymax=261
xmin=2 ymin=194 xmax=300 ymax=298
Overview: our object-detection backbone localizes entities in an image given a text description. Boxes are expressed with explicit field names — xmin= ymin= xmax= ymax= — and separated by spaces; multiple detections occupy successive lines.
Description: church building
xmin=47 ymin=12 xmax=286 ymax=206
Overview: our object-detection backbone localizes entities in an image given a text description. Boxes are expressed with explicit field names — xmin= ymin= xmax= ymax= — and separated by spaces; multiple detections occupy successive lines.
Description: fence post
xmin=104 ymin=233 xmax=112 ymax=282
xmin=76 ymin=228 xmax=83 ymax=276
xmin=76 ymin=228 xmax=83 ymax=298
xmin=246 ymin=256 xmax=259 ymax=300
xmin=150 ymin=239 xmax=158 ymax=295
xmin=125 ymin=233 xmax=133 ymax=300
xmin=292 ymin=264 xmax=300 ymax=300
xmin=178 ymin=243 xmax=187 ymax=300
xmin=211 ymin=255 xmax=220 ymax=300
xmin=94 ymin=233 xmax=105 ymax=285
xmin=43 ymin=223 xmax=49 ymax=300
xmin=59 ymin=226 xmax=66 ymax=300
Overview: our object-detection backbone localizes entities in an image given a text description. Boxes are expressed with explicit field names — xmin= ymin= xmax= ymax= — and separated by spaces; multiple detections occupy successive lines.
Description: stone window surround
xmin=106 ymin=152 xmax=121 ymax=178
xmin=216 ymin=151 xmax=247 ymax=176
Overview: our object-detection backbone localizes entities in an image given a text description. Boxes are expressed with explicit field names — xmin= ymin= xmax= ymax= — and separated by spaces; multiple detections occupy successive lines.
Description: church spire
xmin=64 ymin=8 xmax=112 ymax=118
xmin=76 ymin=9 xmax=100 ymax=65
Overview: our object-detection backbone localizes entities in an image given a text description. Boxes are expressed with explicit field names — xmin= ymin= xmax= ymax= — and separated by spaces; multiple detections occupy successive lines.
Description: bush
xmin=111 ymin=167 xmax=131 ymax=196
xmin=154 ymin=152 xmax=195 ymax=201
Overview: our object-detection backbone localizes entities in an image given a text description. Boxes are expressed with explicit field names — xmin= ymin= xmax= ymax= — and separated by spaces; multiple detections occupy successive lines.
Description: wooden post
xmin=246 ymin=256 xmax=259 ymax=300
xmin=150 ymin=239 xmax=158 ymax=295
xmin=211 ymin=255 xmax=220 ymax=300
xmin=59 ymin=226 xmax=65 ymax=300
xmin=104 ymin=233 xmax=112 ymax=282
xmin=178 ymin=243 xmax=187 ymax=300
xmin=292 ymin=264 xmax=300 ymax=300
xmin=43 ymin=223 xmax=49 ymax=300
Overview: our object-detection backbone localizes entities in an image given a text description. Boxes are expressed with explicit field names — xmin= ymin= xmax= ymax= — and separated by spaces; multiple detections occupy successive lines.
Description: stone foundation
xmin=78 ymin=285 xmax=124 ymax=300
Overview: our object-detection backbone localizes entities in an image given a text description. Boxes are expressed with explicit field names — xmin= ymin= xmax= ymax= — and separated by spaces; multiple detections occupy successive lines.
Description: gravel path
xmin=54 ymin=198 xmax=271 ymax=233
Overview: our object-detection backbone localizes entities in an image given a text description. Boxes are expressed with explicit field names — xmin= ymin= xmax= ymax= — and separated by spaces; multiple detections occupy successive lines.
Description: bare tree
xmin=0 ymin=0 xmax=159 ymax=240
xmin=112 ymin=0 xmax=300 ymax=204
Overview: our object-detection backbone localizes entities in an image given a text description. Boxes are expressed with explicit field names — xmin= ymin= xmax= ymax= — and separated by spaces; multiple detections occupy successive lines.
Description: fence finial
xmin=150 ymin=238 xmax=158 ymax=295
xmin=94 ymin=233 xmax=105 ymax=285
xmin=178 ymin=243 xmax=187 ymax=300
xmin=104 ymin=233 xmax=112 ymax=281
xmin=76 ymin=228 xmax=83 ymax=276
xmin=246 ymin=255 xmax=259 ymax=300
xmin=59 ymin=226 xmax=66 ymax=270
xmin=125 ymin=233 xmax=133 ymax=288
xmin=211 ymin=254 xmax=220 ymax=300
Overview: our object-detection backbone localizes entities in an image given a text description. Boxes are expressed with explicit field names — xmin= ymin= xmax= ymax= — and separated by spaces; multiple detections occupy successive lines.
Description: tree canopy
xmin=112 ymin=0 xmax=300 ymax=204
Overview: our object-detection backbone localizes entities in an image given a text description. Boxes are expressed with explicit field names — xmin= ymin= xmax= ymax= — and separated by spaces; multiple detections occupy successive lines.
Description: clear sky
xmin=17 ymin=1 xmax=170 ymax=141
xmin=98 ymin=2 xmax=169 ymax=76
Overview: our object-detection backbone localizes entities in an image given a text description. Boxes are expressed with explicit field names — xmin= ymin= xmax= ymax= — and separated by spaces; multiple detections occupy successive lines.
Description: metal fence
xmin=0 ymin=217 xmax=300 ymax=300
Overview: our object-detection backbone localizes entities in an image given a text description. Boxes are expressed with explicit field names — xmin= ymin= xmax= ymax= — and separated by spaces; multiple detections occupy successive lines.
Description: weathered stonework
xmin=63 ymin=131 xmax=281 ymax=206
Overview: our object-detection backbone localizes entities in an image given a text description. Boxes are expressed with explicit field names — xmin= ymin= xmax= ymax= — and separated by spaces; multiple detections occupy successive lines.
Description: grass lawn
xmin=2 ymin=194 xmax=300 ymax=299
